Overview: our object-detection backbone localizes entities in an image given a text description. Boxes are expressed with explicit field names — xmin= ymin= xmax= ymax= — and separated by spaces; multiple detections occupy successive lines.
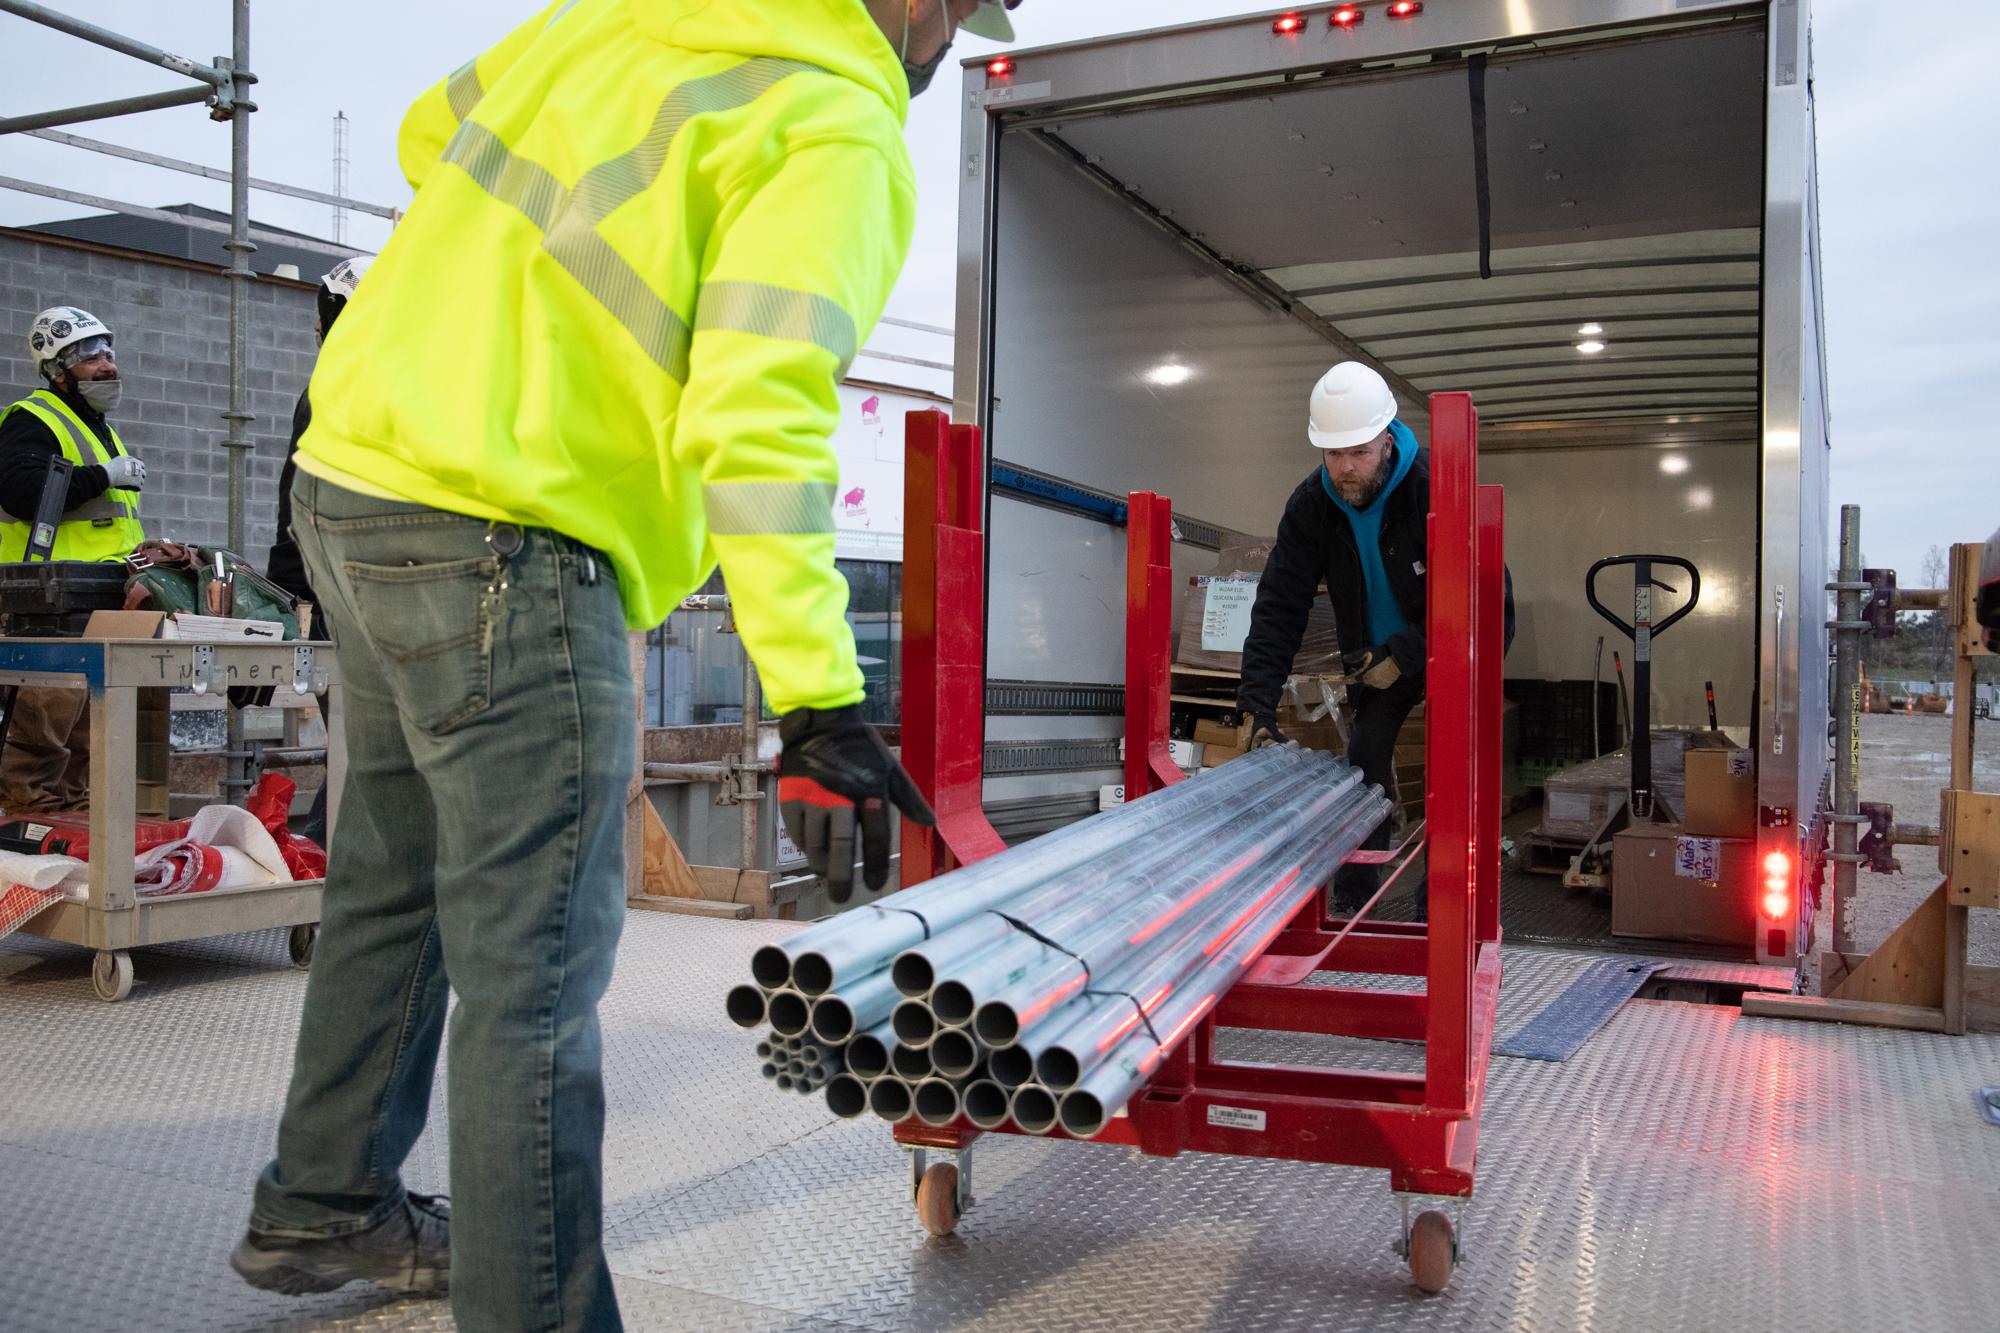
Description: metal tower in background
xmin=331 ymin=110 xmax=349 ymax=245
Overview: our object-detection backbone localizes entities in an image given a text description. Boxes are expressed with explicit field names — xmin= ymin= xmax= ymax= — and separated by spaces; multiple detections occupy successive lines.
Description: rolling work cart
xmin=890 ymin=397 xmax=1506 ymax=1292
xmin=0 ymin=636 xmax=341 ymax=1000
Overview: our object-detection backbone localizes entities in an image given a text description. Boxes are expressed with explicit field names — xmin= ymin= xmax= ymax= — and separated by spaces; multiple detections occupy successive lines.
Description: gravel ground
xmin=1811 ymin=710 xmax=2000 ymax=972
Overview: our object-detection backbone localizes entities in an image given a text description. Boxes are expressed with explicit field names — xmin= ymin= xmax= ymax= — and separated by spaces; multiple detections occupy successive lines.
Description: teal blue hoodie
xmin=1320 ymin=420 xmax=1419 ymax=646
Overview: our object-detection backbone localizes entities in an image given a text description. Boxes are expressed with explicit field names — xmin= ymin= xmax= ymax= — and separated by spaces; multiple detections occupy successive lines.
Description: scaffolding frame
xmin=0 ymin=0 xmax=397 ymax=549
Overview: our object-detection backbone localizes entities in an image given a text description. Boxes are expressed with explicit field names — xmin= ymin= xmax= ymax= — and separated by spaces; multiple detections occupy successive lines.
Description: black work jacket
xmin=1236 ymin=449 xmax=1513 ymax=719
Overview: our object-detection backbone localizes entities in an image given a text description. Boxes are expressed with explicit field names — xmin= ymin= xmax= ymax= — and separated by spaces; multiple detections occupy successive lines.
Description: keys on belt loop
xmin=484 ymin=522 xmax=522 ymax=595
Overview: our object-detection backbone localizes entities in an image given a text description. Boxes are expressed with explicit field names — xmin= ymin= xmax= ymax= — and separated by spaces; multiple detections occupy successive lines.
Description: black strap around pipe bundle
xmin=1468 ymin=53 xmax=1492 ymax=280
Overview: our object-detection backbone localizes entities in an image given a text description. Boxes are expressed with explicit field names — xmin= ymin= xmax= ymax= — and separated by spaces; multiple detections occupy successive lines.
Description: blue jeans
xmin=251 ymin=474 xmax=633 ymax=1333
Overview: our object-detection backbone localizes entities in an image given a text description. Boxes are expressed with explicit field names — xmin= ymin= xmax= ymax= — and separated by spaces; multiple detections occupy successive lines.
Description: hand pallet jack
xmin=1563 ymin=552 xmax=1701 ymax=892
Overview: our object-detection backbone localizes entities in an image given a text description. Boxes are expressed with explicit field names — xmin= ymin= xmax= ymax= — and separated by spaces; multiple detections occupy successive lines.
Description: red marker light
xmin=1272 ymin=12 xmax=1307 ymax=35
xmin=1762 ymin=889 xmax=1791 ymax=920
xmin=1389 ymin=1 xmax=1424 ymax=15
xmin=1331 ymin=5 xmax=1363 ymax=26
xmin=986 ymin=56 xmax=1014 ymax=77
xmin=1762 ymin=850 xmax=1790 ymax=878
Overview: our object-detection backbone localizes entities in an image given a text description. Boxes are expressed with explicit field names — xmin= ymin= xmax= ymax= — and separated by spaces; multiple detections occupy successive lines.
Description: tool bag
xmin=122 ymin=540 xmax=302 ymax=639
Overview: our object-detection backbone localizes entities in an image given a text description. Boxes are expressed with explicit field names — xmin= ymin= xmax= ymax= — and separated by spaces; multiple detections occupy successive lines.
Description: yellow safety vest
xmin=0 ymin=388 xmax=145 ymax=562
xmin=297 ymin=0 xmax=916 ymax=714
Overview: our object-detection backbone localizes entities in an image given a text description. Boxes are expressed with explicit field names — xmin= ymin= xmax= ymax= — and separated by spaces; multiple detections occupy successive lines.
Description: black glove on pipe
xmin=778 ymin=705 xmax=936 ymax=903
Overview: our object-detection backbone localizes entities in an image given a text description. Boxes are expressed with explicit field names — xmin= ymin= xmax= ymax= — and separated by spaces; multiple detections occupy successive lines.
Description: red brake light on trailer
xmin=986 ymin=56 xmax=1014 ymax=77
xmin=1760 ymin=849 xmax=1793 ymax=919
xmin=1389 ymin=1 xmax=1424 ymax=15
xmin=1331 ymin=6 xmax=1363 ymax=27
xmin=1273 ymin=12 xmax=1307 ymax=35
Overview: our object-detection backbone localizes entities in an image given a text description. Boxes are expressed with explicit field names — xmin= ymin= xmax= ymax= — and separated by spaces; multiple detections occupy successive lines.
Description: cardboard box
xmin=1193 ymin=718 xmax=1246 ymax=753
xmin=1611 ymin=824 xmax=1756 ymax=948
xmin=1683 ymin=747 xmax=1755 ymax=838
xmin=82 ymin=609 xmax=164 ymax=639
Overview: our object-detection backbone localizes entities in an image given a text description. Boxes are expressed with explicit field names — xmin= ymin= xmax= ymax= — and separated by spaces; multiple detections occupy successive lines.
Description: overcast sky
xmin=0 ymin=1 xmax=1991 ymax=577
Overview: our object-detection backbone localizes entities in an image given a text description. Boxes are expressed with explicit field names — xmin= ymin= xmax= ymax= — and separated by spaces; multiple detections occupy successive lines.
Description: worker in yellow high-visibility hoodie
xmin=233 ymin=3 xmax=1022 ymax=1329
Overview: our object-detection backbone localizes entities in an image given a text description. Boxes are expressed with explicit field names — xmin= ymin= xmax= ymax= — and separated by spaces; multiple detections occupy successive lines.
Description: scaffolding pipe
xmin=0 ymin=0 xmax=229 ymax=85
xmin=0 ymin=85 xmax=214 ymax=136
xmin=221 ymin=0 xmax=255 ymax=809
xmin=1832 ymin=505 xmax=1862 ymax=954
xmin=23 ymin=128 xmax=401 ymax=218
xmin=740 ymin=652 xmax=761 ymax=874
xmin=0 ymin=177 xmax=357 ymax=255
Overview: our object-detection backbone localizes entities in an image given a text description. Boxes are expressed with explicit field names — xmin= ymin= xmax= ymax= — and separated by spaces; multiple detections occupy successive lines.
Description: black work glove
xmin=1342 ymin=645 xmax=1402 ymax=690
xmin=1248 ymin=711 xmax=1288 ymax=748
xmin=778 ymin=705 xmax=936 ymax=903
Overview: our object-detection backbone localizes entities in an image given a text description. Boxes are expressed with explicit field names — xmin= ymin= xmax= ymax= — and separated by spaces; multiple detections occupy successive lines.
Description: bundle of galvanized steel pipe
xmin=725 ymin=743 xmax=1390 ymax=1138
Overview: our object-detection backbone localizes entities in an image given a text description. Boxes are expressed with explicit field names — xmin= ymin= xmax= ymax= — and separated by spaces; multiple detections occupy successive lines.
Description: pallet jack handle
xmin=1583 ymin=553 xmax=1700 ymax=820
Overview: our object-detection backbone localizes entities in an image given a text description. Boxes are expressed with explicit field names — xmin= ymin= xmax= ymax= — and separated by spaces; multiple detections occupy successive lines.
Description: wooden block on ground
xmin=626 ymin=893 xmax=753 ymax=921
xmin=1741 ymin=991 xmax=1947 ymax=1033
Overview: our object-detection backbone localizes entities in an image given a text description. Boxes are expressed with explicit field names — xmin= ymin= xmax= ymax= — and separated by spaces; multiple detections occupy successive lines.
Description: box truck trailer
xmin=950 ymin=0 xmax=1830 ymax=968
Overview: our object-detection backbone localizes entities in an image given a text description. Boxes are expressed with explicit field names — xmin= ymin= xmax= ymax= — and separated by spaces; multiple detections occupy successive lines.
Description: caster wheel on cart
xmin=92 ymin=950 xmax=133 ymax=1003
xmin=288 ymin=924 xmax=318 ymax=970
xmin=915 ymin=1162 xmax=962 ymax=1237
xmin=1406 ymin=1210 xmax=1457 ymax=1294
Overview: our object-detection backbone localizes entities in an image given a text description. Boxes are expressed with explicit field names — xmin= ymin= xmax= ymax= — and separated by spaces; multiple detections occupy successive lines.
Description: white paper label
xmin=24 ymin=823 xmax=52 ymax=840
xmin=1099 ymin=784 xmax=1126 ymax=811
xmin=1206 ymin=1104 xmax=1266 ymax=1133
xmin=1674 ymin=835 xmax=1721 ymax=881
xmin=1725 ymin=749 xmax=1752 ymax=777
xmin=1200 ymin=580 xmax=1257 ymax=653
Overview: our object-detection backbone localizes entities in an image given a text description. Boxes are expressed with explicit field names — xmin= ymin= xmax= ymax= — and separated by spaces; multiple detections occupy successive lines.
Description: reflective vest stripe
xmin=0 ymin=390 xmax=144 ymax=561
xmin=702 ymin=481 xmax=837 ymax=536
xmin=694 ymin=280 xmax=859 ymax=378
xmin=445 ymin=59 xmax=484 ymax=122
xmin=437 ymin=57 xmax=852 ymax=382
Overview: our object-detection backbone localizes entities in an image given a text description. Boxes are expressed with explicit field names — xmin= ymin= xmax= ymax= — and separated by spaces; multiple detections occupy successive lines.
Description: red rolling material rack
xmin=893 ymin=395 xmax=1505 ymax=1290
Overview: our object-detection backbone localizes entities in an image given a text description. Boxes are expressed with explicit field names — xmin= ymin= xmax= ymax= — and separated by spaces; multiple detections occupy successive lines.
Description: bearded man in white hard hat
xmin=1236 ymin=361 xmax=1511 ymax=919
xmin=0 ymin=306 xmax=148 ymax=812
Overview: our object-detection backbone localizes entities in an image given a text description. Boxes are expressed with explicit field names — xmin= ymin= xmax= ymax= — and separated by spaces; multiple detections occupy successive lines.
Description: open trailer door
xmin=952 ymin=0 xmax=1829 ymax=970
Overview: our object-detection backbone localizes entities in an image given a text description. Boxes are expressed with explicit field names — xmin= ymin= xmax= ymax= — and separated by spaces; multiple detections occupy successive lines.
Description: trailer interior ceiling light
xmin=1146 ymin=362 xmax=1193 ymax=387
xmin=1659 ymin=454 xmax=1689 ymax=475
xmin=1388 ymin=1 xmax=1423 ymax=16
xmin=1330 ymin=6 xmax=1363 ymax=27
xmin=1272 ymin=12 xmax=1307 ymax=35
xmin=986 ymin=57 xmax=1014 ymax=77
xmin=1577 ymin=322 xmax=1604 ymax=336
xmin=1575 ymin=339 xmax=1606 ymax=354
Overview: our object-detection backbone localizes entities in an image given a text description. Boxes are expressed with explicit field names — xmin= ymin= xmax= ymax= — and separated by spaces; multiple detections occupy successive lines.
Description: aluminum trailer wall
xmin=956 ymin=0 xmax=1831 ymax=963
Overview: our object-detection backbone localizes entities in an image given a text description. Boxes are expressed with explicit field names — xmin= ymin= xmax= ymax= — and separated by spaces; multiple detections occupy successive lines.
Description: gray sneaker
xmin=230 ymin=1192 xmax=450 ymax=1297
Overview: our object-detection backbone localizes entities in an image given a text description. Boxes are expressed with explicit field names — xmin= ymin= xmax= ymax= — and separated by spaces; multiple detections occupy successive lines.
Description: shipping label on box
xmin=1199 ymin=578 xmax=1257 ymax=653
xmin=1099 ymin=784 xmax=1126 ymax=811
xmin=1674 ymin=835 xmax=1722 ymax=882
xmin=1726 ymin=749 xmax=1752 ymax=777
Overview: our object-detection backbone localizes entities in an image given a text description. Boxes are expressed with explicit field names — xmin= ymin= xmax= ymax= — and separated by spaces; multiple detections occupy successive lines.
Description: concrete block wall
xmin=0 ymin=230 xmax=322 ymax=571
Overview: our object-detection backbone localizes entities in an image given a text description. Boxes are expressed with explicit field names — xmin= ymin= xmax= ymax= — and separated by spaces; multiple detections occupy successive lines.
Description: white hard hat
xmin=320 ymin=254 xmax=374 ymax=301
xmin=27 ymin=305 xmax=112 ymax=377
xmin=961 ymin=0 xmax=1020 ymax=43
xmin=1307 ymin=361 xmax=1397 ymax=451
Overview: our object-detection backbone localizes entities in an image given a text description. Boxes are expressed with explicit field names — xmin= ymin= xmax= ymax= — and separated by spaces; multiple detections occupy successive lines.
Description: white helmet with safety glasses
xmin=27 ymin=306 xmax=113 ymax=380
xmin=1306 ymin=360 xmax=1398 ymax=452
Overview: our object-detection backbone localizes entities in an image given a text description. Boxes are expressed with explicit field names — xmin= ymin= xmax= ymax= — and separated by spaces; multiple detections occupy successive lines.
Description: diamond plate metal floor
xmin=4 ymin=914 xmax=1997 ymax=1331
